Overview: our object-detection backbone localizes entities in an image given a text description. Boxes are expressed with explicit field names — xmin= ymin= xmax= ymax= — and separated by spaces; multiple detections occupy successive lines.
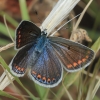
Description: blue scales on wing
xmin=29 ymin=43 xmax=63 ymax=88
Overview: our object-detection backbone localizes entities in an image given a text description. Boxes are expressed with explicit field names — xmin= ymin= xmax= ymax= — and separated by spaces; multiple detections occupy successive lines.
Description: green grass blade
xmin=0 ymin=23 xmax=15 ymax=38
xmin=0 ymin=56 xmax=10 ymax=71
xmin=53 ymin=72 xmax=80 ymax=100
xmin=0 ymin=90 xmax=19 ymax=100
xmin=0 ymin=11 xmax=18 ymax=27
xmin=15 ymin=78 xmax=39 ymax=100
xmin=0 ymin=38 xmax=10 ymax=46
xmin=93 ymin=96 xmax=100 ymax=100
xmin=35 ymin=84 xmax=49 ymax=99
xmin=91 ymin=37 xmax=100 ymax=52
xmin=19 ymin=0 xmax=30 ymax=20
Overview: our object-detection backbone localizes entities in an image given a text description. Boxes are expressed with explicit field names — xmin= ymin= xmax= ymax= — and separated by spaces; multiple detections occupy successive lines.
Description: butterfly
xmin=9 ymin=20 xmax=94 ymax=88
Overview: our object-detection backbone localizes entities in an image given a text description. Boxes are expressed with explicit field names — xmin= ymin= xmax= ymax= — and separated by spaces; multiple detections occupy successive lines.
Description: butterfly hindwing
xmin=49 ymin=37 xmax=94 ymax=72
xmin=9 ymin=43 xmax=35 ymax=77
xmin=16 ymin=21 xmax=41 ymax=49
xmin=28 ymin=43 xmax=63 ymax=87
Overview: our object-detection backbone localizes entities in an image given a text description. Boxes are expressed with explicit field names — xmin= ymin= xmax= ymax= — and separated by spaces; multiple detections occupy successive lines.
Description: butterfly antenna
xmin=60 ymin=27 xmax=71 ymax=30
xmin=50 ymin=13 xmax=81 ymax=36
xmin=34 ymin=10 xmax=44 ymax=30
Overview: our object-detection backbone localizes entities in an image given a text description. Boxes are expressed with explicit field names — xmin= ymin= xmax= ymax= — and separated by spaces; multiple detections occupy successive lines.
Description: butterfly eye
xmin=41 ymin=29 xmax=47 ymax=35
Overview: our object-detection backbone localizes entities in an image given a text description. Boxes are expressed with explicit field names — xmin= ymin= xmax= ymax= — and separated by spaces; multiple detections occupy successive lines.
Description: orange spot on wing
xmin=47 ymin=78 xmax=51 ymax=82
xmin=18 ymin=35 xmax=21 ymax=38
xmin=15 ymin=66 xmax=24 ymax=71
xmin=15 ymin=66 xmax=18 ymax=69
xmin=52 ymin=78 xmax=55 ymax=81
xmin=67 ymin=64 xmax=72 ymax=68
xmin=73 ymin=62 xmax=78 ymax=67
xmin=18 ymin=31 xmax=20 ymax=34
xmin=82 ymin=58 xmax=86 ymax=62
xmin=18 ymin=39 xmax=21 ymax=43
xmin=37 ymin=74 xmax=41 ymax=79
xmin=78 ymin=60 xmax=82 ymax=64
xmin=42 ymin=77 xmax=46 ymax=81
xmin=18 ymin=67 xmax=21 ymax=70
xmin=86 ymin=56 xmax=89 ymax=59
xmin=21 ymin=68 xmax=24 ymax=71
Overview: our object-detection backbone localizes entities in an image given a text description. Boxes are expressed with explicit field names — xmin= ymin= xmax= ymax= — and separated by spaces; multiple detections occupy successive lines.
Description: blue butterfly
xmin=9 ymin=21 xmax=94 ymax=87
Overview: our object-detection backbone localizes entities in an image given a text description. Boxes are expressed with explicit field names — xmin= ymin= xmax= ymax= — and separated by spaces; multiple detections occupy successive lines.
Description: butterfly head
xmin=41 ymin=29 xmax=47 ymax=36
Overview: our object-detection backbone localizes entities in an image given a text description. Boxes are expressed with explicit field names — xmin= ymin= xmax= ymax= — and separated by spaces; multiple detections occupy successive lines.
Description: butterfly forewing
xmin=49 ymin=37 xmax=94 ymax=72
xmin=29 ymin=43 xmax=63 ymax=87
xmin=16 ymin=21 xmax=41 ymax=49
xmin=9 ymin=43 xmax=35 ymax=77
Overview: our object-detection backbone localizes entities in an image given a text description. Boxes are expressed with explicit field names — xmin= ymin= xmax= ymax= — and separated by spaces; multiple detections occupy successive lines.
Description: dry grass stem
xmin=79 ymin=0 xmax=95 ymax=16
xmin=51 ymin=13 xmax=81 ymax=36
xmin=73 ymin=0 xmax=93 ymax=31
xmin=62 ymin=83 xmax=73 ymax=100
xmin=92 ymin=79 xmax=100 ymax=99
xmin=83 ymin=70 xmax=100 ymax=80
xmin=3 ymin=15 xmax=14 ymax=42
xmin=0 ymin=43 xmax=14 ymax=52
xmin=0 ymin=71 xmax=14 ymax=90
xmin=70 ymin=0 xmax=93 ymax=42
xmin=41 ymin=0 xmax=80 ymax=35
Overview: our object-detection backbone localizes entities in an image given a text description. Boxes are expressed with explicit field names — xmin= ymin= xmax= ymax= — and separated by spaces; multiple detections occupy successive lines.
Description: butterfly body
xmin=28 ymin=32 xmax=49 ymax=68
xmin=34 ymin=31 xmax=47 ymax=53
xmin=9 ymin=21 xmax=94 ymax=87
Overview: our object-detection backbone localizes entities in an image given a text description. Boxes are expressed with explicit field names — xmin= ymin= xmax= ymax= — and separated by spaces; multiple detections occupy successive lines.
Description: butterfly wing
xmin=49 ymin=37 xmax=94 ymax=72
xmin=9 ymin=43 xmax=35 ymax=77
xmin=16 ymin=21 xmax=41 ymax=49
xmin=28 ymin=43 xmax=63 ymax=88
